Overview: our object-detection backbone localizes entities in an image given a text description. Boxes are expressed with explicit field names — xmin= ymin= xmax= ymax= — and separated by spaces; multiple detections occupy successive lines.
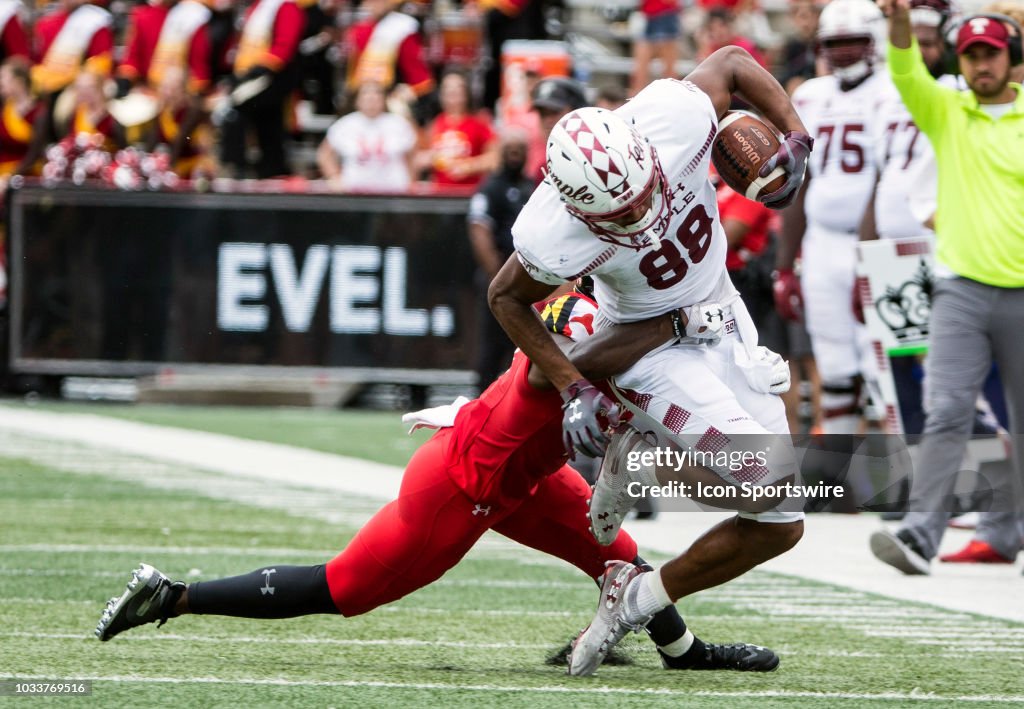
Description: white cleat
xmin=588 ymin=426 xmax=658 ymax=545
xmin=568 ymin=561 xmax=650 ymax=677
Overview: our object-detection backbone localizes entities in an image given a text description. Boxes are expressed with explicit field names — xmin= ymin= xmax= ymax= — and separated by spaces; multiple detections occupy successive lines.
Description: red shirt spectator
xmin=698 ymin=8 xmax=767 ymax=68
xmin=344 ymin=0 xmax=433 ymax=97
xmin=233 ymin=0 xmax=304 ymax=77
xmin=0 ymin=0 xmax=29 ymax=62
xmin=118 ymin=0 xmax=212 ymax=93
xmin=717 ymin=179 xmax=774 ymax=272
xmin=429 ymin=112 xmax=495 ymax=186
xmin=0 ymin=58 xmax=42 ymax=175
xmin=419 ymin=72 xmax=496 ymax=187
xmin=32 ymin=0 xmax=113 ymax=94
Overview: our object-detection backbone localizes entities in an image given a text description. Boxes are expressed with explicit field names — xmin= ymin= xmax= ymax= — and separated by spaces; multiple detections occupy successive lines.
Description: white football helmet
xmin=817 ymin=0 xmax=885 ymax=83
xmin=545 ymin=107 xmax=671 ymax=249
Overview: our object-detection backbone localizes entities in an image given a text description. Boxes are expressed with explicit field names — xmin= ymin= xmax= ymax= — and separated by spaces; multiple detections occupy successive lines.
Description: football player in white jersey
xmin=774 ymin=0 xmax=892 ymax=437
xmin=861 ymin=0 xmax=958 ymax=242
xmin=487 ymin=45 xmax=814 ymax=676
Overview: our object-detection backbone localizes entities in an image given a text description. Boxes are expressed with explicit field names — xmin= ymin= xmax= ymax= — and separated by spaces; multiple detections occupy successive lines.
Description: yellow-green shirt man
xmin=888 ymin=24 xmax=1024 ymax=287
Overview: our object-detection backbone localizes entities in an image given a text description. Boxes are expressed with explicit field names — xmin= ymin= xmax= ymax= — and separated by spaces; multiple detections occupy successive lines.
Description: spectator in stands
xmin=0 ymin=57 xmax=43 ymax=180
xmin=467 ymin=128 xmax=533 ymax=388
xmin=297 ymin=0 xmax=340 ymax=116
xmin=219 ymin=0 xmax=304 ymax=177
xmin=316 ymin=81 xmax=416 ymax=192
xmin=31 ymin=0 xmax=113 ymax=97
xmin=525 ymin=75 xmax=586 ymax=183
xmin=778 ymin=0 xmax=822 ymax=94
xmin=479 ymin=0 xmax=548 ymax=110
xmin=0 ymin=0 xmax=29 ymax=64
xmin=344 ymin=0 xmax=433 ymax=121
xmin=144 ymin=66 xmax=213 ymax=178
xmin=696 ymin=7 xmax=767 ymax=67
xmin=116 ymin=0 xmax=213 ymax=96
xmin=416 ymin=70 xmax=497 ymax=188
xmin=631 ymin=0 xmax=682 ymax=95
xmin=48 ymin=69 xmax=125 ymax=152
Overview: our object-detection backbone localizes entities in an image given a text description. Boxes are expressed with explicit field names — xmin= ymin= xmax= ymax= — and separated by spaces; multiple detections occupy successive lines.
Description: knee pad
xmin=821 ymin=377 xmax=861 ymax=421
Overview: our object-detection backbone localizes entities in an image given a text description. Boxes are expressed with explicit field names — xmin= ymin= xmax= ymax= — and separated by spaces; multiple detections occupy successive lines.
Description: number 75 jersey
xmin=512 ymin=79 xmax=729 ymax=325
xmin=792 ymin=71 xmax=893 ymax=235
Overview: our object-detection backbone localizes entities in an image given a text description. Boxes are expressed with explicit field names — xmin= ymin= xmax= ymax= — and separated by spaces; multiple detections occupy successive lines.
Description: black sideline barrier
xmin=6 ymin=184 xmax=479 ymax=384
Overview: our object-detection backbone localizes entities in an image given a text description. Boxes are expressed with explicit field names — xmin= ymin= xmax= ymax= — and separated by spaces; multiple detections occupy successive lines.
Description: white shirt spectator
xmin=322 ymin=110 xmax=415 ymax=192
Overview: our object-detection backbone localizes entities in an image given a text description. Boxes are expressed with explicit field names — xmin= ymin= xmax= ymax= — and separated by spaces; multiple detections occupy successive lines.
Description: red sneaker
xmin=939 ymin=540 xmax=1014 ymax=564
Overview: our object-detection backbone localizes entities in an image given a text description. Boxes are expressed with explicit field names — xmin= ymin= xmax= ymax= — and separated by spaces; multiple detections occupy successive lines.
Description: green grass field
xmin=1 ymin=402 xmax=1023 ymax=707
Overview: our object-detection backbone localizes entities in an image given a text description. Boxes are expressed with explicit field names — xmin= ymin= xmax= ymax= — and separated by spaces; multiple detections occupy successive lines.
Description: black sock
xmin=188 ymin=564 xmax=339 ymax=618
xmin=660 ymin=637 xmax=711 ymax=668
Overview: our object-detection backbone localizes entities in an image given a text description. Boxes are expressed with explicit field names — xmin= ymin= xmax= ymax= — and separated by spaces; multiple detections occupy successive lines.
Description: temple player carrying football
xmin=488 ymin=45 xmax=814 ymax=676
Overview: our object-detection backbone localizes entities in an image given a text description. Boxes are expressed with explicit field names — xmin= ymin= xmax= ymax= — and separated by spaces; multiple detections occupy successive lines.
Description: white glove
xmin=683 ymin=301 xmax=727 ymax=342
xmin=734 ymin=344 xmax=791 ymax=395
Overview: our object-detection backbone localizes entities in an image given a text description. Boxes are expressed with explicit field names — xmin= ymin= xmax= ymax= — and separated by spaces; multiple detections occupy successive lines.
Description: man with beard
xmin=869 ymin=0 xmax=1024 ymax=576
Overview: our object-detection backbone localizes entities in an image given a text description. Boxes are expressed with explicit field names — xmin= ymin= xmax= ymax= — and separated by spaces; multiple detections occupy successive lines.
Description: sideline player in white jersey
xmin=861 ymin=0 xmax=959 ymax=242
xmin=488 ymin=45 xmax=814 ymax=676
xmin=774 ymin=0 xmax=892 ymax=436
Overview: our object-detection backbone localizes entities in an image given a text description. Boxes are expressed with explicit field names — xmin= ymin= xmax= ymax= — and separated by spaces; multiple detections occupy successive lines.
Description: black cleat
xmin=660 ymin=642 xmax=780 ymax=672
xmin=95 ymin=563 xmax=185 ymax=641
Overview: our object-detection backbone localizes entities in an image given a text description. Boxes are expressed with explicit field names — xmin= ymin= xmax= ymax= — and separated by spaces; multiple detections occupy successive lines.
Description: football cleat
xmin=588 ymin=425 xmax=658 ymax=545
xmin=869 ymin=529 xmax=930 ymax=575
xmin=568 ymin=561 xmax=650 ymax=677
xmin=660 ymin=643 xmax=780 ymax=672
xmin=95 ymin=563 xmax=186 ymax=641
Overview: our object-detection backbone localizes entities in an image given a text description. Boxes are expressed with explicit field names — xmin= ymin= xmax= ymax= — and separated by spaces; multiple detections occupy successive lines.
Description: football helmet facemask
xmin=817 ymin=0 xmax=885 ymax=83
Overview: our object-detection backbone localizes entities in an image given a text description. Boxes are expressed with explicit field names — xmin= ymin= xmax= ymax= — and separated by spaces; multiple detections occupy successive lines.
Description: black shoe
xmin=869 ymin=529 xmax=930 ymax=575
xmin=660 ymin=642 xmax=780 ymax=672
xmin=95 ymin=563 xmax=185 ymax=641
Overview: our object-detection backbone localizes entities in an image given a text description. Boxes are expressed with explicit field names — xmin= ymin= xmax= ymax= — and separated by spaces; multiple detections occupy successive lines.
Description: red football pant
xmin=326 ymin=434 xmax=638 ymax=616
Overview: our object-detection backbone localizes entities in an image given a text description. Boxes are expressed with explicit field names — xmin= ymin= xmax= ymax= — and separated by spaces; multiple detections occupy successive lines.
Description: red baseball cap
xmin=956 ymin=16 xmax=1012 ymax=54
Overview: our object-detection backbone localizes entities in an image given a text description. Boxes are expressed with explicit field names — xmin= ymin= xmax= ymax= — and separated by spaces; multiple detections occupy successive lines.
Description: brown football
xmin=711 ymin=111 xmax=786 ymax=202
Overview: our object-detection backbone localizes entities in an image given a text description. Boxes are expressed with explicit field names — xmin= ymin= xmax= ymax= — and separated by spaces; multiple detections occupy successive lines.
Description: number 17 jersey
xmin=512 ymin=79 xmax=730 ymax=324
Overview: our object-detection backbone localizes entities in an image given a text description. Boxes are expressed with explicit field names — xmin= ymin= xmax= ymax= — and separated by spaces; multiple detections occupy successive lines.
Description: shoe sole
xmin=870 ymin=532 xmax=930 ymax=575
xmin=939 ymin=552 xmax=1013 ymax=564
xmin=95 ymin=563 xmax=159 ymax=641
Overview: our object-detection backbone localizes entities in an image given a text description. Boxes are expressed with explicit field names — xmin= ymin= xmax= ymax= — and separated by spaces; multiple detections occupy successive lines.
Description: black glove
xmin=560 ymin=379 xmax=620 ymax=459
xmin=759 ymin=131 xmax=814 ymax=210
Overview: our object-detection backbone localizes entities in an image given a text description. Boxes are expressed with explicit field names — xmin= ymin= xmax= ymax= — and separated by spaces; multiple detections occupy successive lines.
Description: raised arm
xmin=686 ymin=46 xmax=807 ymax=132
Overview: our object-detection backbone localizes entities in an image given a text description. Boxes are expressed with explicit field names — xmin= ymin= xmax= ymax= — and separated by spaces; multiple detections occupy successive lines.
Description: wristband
xmin=669 ymin=309 xmax=685 ymax=339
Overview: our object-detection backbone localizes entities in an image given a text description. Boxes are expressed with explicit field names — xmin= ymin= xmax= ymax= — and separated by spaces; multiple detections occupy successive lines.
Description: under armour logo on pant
xmin=472 ymin=504 xmax=491 ymax=516
xmin=260 ymin=568 xmax=276 ymax=595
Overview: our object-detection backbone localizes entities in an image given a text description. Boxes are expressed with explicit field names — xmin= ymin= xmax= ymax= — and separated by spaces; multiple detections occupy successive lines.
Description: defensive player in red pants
xmin=95 ymin=291 xmax=778 ymax=672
